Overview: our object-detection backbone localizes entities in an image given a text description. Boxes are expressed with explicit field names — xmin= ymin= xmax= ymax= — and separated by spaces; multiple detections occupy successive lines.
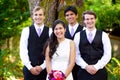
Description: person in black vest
xmin=74 ymin=10 xmax=111 ymax=80
xmin=64 ymin=5 xmax=84 ymax=80
xmin=20 ymin=6 xmax=52 ymax=80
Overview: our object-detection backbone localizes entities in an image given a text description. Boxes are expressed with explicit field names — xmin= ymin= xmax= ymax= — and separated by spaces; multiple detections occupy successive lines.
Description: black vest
xmin=79 ymin=30 xmax=103 ymax=64
xmin=65 ymin=24 xmax=83 ymax=40
xmin=28 ymin=25 xmax=49 ymax=66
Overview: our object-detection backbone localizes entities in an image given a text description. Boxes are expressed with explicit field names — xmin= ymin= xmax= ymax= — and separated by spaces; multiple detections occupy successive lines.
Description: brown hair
xmin=82 ymin=10 xmax=97 ymax=20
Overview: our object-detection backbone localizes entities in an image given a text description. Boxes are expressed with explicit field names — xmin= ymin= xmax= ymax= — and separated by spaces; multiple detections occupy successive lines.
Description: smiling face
xmin=65 ymin=11 xmax=78 ymax=26
xmin=54 ymin=23 xmax=66 ymax=40
xmin=32 ymin=9 xmax=45 ymax=26
xmin=84 ymin=14 xmax=96 ymax=30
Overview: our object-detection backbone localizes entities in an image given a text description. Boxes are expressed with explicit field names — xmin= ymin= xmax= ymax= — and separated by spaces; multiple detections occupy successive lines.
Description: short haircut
xmin=82 ymin=10 xmax=97 ymax=20
xmin=64 ymin=5 xmax=78 ymax=16
xmin=32 ymin=6 xmax=45 ymax=15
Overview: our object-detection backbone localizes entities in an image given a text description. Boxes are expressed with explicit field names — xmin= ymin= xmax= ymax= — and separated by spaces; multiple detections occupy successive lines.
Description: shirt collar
xmin=86 ymin=28 xmax=96 ymax=35
xmin=69 ymin=22 xmax=79 ymax=31
xmin=34 ymin=23 xmax=44 ymax=31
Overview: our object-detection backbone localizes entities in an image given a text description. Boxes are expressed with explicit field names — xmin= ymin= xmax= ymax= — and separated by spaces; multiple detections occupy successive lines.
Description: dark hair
xmin=82 ymin=10 xmax=97 ymax=20
xmin=64 ymin=5 xmax=78 ymax=16
xmin=44 ymin=20 xmax=66 ymax=59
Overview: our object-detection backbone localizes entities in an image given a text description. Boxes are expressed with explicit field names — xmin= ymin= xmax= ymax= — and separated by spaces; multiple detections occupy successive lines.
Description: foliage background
xmin=0 ymin=0 xmax=120 ymax=79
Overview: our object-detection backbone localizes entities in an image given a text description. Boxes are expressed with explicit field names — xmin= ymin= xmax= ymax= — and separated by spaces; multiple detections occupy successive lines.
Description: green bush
xmin=96 ymin=5 xmax=120 ymax=31
xmin=0 ymin=48 xmax=23 ymax=80
xmin=106 ymin=57 xmax=120 ymax=80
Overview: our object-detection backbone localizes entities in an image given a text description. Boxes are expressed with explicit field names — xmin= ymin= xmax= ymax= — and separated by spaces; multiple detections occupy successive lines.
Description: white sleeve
xmin=20 ymin=27 xmax=33 ymax=70
xmin=94 ymin=32 xmax=112 ymax=70
xmin=74 ymin=32 xmax=88 ymax=69
xmin=49 ymin=28 xmax=53 ymax=37
xmin=40 ymin=60 xmax=46 ymax=70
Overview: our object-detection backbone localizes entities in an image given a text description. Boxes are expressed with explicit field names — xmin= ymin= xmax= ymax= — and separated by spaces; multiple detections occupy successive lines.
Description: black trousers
xmin=77 ymin=67 xmax=107 ymax=80
xmin=23 ymin=66 xmax=47 ymax=80
xmin=72 ymin=64 xmax=79 ymax=80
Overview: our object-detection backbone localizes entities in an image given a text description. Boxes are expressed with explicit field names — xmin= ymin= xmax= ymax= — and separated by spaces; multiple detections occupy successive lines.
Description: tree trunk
xmin=46 ymin=0 xmax=59 ymax=26
xmin=27 ymin=0 xmax=41 ymax=16
xmin=27 ymin=0 xmax=65 ymax=26
xmin=75 ymin=0 xmax=84 ymax=8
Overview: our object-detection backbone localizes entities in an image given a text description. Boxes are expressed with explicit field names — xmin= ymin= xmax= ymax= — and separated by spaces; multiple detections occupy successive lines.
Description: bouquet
xmin=48 ymin=70 xmax=66 ymax=80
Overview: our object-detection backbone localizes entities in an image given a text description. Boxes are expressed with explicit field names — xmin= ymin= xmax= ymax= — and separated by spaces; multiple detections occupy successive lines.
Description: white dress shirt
xmin=74 ymin=28 xmax=111 ymax=70
xmin=20 ymin=23 xmax=52 ymax=70
xmin=68 ymin=23 xmax=79 ymax=34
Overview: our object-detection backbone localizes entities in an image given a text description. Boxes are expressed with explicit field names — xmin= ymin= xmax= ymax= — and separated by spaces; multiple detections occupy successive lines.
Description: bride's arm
xmin=65 ymin=40 xmax=76 ymax=77
xmin=45 ymin=45 xmax=52 ymax=74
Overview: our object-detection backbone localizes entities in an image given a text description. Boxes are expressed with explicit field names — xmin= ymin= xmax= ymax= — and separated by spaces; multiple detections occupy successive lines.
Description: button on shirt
xmin=20 ymin=23 xmax=52 ymax=70
xmin=74 ymin=28 xmax=111 ymax=70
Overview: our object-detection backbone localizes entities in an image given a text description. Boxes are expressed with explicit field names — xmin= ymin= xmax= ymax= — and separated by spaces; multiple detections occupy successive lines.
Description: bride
xmin=43 ymin=20 xmax=76 ymax=80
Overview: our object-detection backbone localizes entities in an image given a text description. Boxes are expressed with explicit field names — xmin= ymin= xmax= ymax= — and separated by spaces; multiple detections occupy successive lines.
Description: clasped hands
xmin=85 ymin=65 xmax=97 ymax=75
xmin=30 ymin=66 xmax=42 ymax=75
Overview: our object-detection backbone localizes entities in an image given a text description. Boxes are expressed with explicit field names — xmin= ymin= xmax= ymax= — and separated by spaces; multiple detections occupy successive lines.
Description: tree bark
xmin=75 ymin=0 xmax=84 ymax=8
xmin=46 ymin=0 xmax=59 ymax=26
xmin=28 ymin=0 xmax=41 ymax=16
xmin=27 ymin=0 xmax=61 ymax=26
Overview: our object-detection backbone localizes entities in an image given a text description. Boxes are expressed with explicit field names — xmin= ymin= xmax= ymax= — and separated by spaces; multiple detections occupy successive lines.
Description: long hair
xmin=43 ymin=20 xmax=66 ymax=59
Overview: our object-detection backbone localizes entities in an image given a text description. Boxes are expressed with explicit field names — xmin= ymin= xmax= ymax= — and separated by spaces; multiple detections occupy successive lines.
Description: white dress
xmin=46 ymin=38 xmax=73 ymax=80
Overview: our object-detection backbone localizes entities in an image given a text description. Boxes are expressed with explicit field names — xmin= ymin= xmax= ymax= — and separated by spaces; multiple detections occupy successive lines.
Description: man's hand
xmin=35 ymin=66 xmax=42 ymax=72
xmin=85 ymin=65 xmax=97 ymax=75
xmin=30 ymin=67 xmax=41 ymax=75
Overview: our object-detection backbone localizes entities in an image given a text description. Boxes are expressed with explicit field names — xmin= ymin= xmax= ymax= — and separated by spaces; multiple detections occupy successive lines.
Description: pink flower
xmin=48 ymin=70 xmax=65 ymax=80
